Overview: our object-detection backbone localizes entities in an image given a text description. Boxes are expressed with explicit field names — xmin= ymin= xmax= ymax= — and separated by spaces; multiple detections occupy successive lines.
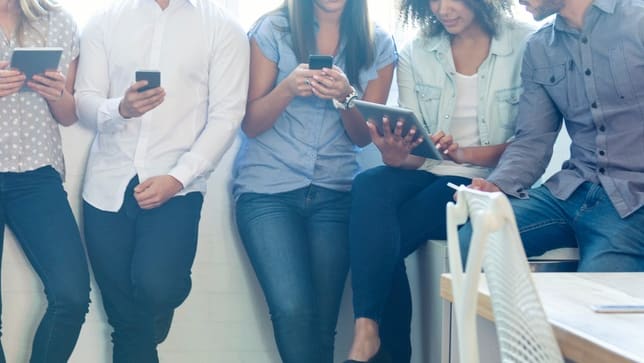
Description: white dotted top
xmin=0 ymin=9 xmax=79 ymax=177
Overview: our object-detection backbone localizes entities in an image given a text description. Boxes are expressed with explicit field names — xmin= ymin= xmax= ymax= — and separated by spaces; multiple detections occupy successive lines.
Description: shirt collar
xmin=549 ymin=0 xmax=616 ymax=45
xmin=136 ymin=0 xmax=198 ymax=8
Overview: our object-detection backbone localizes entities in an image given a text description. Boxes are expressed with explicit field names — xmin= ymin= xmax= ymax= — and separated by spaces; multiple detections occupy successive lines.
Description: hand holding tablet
xmin=353 ymin=99 xmax=443 ymax=160
xmin=9 ymin=47 xmax=63 ymax=92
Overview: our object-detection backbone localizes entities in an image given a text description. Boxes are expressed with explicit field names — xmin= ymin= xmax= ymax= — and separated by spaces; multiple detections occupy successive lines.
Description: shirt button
xmin=581 ymin=36 xmax=588 ymax=44
xmin=599 ymin=150 xmax=605 ymax=156
xmin=550 ymin=76 xmax=556 ymax=83
xmin=585 ymin=68 xmax=592 ymax=76
xmin=444 ymin=115 xmax=450 ymax=119
xmin=591 ymin=101 xmax=598 ymax=109
xmin=599 ymin=168 xmax=606 ymax=174
xmin=599 ymin=125 xmax=606 ymax=132
xmin=519 ymin=192 xmax=527 ymax=198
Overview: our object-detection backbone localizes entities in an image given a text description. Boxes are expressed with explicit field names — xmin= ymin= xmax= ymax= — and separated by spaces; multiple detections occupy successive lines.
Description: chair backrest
xmin=445 ymin=185 xmax=563 ymax=363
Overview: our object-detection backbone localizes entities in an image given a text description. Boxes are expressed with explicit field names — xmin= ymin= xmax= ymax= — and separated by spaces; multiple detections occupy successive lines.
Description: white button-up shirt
xmin=75 ymin=0 xmax=249 ymax=212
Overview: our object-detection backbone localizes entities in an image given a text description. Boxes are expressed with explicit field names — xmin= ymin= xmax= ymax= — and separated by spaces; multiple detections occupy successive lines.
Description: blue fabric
xmin=83 ymin=177 xmax=203 ymax=363
xmin=235 ymin=186 xmax=351 ymax=363
xmin=232 ymin=12 xmax=397 ymax=197
xmin=487 ymin=0 xmax=644 ymax=218
xmin=459 ymin=183 xmax=644 ymax=271
xmin=348 ymin=166 xmax=470 ymax=362
xmin=0 ymin=166 xmax=89 ymax=363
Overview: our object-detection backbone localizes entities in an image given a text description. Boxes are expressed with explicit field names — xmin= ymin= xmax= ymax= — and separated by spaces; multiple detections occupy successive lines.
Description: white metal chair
xmin=445 ymin=185 xmax=563 ymax=363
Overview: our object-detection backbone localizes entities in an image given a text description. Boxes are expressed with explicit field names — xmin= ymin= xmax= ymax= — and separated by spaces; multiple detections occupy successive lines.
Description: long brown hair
xmin=267 ymin=0 xmax=375 ymax=90
xmin=399 ymin=0 xmax=512 ymax=38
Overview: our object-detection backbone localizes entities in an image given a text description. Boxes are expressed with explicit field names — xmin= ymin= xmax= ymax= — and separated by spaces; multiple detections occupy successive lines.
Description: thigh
xmin=83 ymin=199 xmax=137 ymax=295
xmin=398 ymin=175 xmax=471 ymax=257
xmin=352 ymin=166 xmax=437 ymax=207
xmin=5 ymin=168 xmax=89 ymax=294
xmin=236 ymin=192 xmax=316 ymax=313
xmin=510 ymin=186 xmax=577 ymax=257
xmin=132 ymin=192 xmax=203 ymax=290
xmin=307 ymin=188 xmax=352 ymax=319
xmin=574 ymin=186 xmax=644 ymax=272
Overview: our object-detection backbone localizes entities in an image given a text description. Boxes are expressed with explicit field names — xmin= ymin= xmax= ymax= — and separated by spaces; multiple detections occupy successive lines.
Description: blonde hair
xmin=16 ymin=0 xmax=60 ymax=45
xmin=20 ymin=0 xmax=60 ymax=21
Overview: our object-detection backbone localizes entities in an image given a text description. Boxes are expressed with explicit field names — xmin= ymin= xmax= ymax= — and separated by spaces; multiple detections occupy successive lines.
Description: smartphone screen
xmin=135 ymin=70 xmax=161 ymax=92
xmin=308 ymin=55 xmax=333 ymax=70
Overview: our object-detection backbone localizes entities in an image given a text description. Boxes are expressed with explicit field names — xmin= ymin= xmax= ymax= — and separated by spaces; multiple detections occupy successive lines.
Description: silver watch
xmin=332 ymin=86 xmax=357 ymax=110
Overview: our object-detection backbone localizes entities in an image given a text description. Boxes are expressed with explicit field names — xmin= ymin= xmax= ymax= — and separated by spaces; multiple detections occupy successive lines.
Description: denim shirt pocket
xmin=494 ymin=86 xmax=522 ymax=134
xmin=608 ymin=46 xmax=635 ymax=101
xmin=414 ymin=84 xmax=442 ymax=132
xmin=530 ymin=63 xmax=568 ymax=111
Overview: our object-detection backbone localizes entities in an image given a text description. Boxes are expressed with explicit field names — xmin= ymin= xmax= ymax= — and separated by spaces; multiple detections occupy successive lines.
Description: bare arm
xmin=445 ymin=143 xmax=510 ymax=168
xmin=30 ymin=57 xmax=78 ymax=126
xmin=242 ymin=39 xmax=317 ymax=137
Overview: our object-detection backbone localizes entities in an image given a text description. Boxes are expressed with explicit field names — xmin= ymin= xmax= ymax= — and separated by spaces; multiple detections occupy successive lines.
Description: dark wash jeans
xmin=83 ymin=177 xmax=203 ymax=363
xmin=0 ymin=166 xmax=90 ymax=363
xmin=349 ymin=166 xmax=470 ymax=363
xmin=235 ymin=185 xmax=351 ymax=363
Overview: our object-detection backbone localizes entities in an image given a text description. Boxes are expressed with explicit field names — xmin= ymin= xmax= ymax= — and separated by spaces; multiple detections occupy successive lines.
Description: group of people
xmin=0 ymin=0 xmax=642 ymax=363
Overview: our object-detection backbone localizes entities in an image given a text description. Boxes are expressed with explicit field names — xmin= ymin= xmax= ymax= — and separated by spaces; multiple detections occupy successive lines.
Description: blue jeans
xmin=0 ymin=166 xmax=90 ymax=363
xmin=235 ymin=185 xmax=351 ymax=363
xmin=458 ymin=183 xmax=644 ymax=271
xmin=83 ymin=177 xmax=203 ymax=363
xmin=349 ymin=166 xmax=470 ymax=363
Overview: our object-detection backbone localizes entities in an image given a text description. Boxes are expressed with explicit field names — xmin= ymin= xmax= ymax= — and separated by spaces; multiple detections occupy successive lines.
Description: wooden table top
xmin=440 ymin=273 xmax=644 ymax=363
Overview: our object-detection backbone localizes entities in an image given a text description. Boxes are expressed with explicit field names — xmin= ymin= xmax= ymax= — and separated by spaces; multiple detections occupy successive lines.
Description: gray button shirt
xmin=488 ymin=0 xmax=644 ymax=218
xmin=0 ymin=9 xmax=79 ymax=177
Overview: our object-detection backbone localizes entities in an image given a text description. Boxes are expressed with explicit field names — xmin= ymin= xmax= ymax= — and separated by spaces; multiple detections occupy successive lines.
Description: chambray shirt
xmin=233 ymin=13 xmax=397 ymax=197
xmin=397 ymin=18 xmax=534 ymax=178
xmin=488 ymin=0 xmax=644 ymax=218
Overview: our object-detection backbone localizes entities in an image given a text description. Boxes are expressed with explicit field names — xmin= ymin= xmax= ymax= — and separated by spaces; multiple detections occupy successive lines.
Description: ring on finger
xmin=304 ymin=79 xmax=311 ymax=86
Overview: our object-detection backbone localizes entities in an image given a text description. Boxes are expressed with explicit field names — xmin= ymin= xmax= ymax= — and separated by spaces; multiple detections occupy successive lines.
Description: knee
xmin=269 ymin=299 xmax=318 ymax=327
xmin=133 ymin=276 xmax=191 ymax=311
xmin=48 ymin=284 xmax=90 ymax=317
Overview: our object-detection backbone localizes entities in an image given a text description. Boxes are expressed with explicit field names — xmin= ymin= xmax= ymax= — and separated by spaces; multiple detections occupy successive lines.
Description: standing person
xmin=459 ymin=0 xmax=644 ymax=272
xmin=232 ymin=1 xmax=397 ymax=362
xmin=74 ymin=0 xmax=249 ymax=361
xmin=0 ymin=0 xmax=89 ymax=362
xmin=345 ymin=0 xmax=533 ymax=362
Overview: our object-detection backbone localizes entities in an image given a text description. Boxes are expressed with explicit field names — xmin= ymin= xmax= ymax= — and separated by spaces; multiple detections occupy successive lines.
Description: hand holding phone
xmin=308 ymin=55 xmax=333 ymax=70
xmin=135 ymin=70 xmax=161 ymax=92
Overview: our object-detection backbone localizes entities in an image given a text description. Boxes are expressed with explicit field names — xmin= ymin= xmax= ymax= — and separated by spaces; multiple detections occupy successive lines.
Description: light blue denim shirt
xmin=487 ymin=0 xmax=644 ymax=218
xmin=233 ymin=13 xmax=397 ymax=197
xmin=397 ymin=18 xmax=534 ymax=176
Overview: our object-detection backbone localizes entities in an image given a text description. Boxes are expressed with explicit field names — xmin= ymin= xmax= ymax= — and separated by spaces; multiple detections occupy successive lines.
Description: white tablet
xmin=10 ymin=47 xmax=63 ymax=92
xmin=353 ymin=99 xmax=443 ymax=160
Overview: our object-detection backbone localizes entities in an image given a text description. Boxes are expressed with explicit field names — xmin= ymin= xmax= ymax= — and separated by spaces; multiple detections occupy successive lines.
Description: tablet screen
xmin=353 ymin=100 xmax=443 ymax=160
xmin=10 ymin=47 xmax=63 ymax=92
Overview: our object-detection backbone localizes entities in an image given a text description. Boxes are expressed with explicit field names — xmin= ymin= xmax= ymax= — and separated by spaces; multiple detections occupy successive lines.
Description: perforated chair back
xmin=445 ymin=186 xmax=563 ymax=363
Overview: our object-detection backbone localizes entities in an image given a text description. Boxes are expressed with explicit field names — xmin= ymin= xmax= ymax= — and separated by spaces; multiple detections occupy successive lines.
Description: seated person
xmin=459 ymin=0 xmax=644 ymax=273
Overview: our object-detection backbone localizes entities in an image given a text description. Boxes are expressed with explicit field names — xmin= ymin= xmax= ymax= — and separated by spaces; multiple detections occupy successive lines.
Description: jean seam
xmin=518 ymin=219 xmax=568 ymax=234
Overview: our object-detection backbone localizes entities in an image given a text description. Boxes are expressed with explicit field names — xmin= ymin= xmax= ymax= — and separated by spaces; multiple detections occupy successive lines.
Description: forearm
xmin=48 ymin=90 xmax=77 ymax=126
xmin=242 ymin=80 xmax=294 ymax=137
xmin=398 ymin=154 xmax=425 ymax=169
xmin=340 ymin=107 xmax=371 ymax=147
xmin=455 ymin=143 xmax=509 ymax=167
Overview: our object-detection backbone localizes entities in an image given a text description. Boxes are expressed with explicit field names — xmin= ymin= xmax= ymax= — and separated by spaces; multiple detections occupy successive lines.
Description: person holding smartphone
xmin=232 ymin=1 xmax=396 ymax=362
xmin=0 ymin=0 xmax=90 ymax=361
xmin=74 ymin=0 xmax=249 ymax=361
xmin=344 ymin=0 xmax=534 ymax=362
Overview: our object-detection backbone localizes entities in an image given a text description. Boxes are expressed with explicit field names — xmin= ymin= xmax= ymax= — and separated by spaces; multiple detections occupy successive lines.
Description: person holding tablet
xmin=74 ymin=0 xmax=248 ymax=361
xmin=0 ymin=0 xmax=90 ymax=362
xmin=344 ymin=0 xmax=534 ymax=362
xmin=232 ymin=1 xmax=396 ymax=362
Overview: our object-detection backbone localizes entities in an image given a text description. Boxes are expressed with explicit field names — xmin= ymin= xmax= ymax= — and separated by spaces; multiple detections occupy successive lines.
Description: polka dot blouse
xmin=0 ymin=9 xmax=79 ymax=178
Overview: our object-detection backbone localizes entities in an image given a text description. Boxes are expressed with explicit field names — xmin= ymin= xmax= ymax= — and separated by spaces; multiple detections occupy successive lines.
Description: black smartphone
xmin=135 ymin=70 xmax=161 ymax=92
xmin=308 ymin=54 xmax=333 ymax=70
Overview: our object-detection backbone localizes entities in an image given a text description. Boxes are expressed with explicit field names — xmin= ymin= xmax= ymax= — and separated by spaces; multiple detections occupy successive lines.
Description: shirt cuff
xmin=168 ymin=152 xmax=210 ymax=190
xmin=488 ymin=176 xmax=529 ymax=199
xmin=97 ymin=97 xmax=128 ymax=133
